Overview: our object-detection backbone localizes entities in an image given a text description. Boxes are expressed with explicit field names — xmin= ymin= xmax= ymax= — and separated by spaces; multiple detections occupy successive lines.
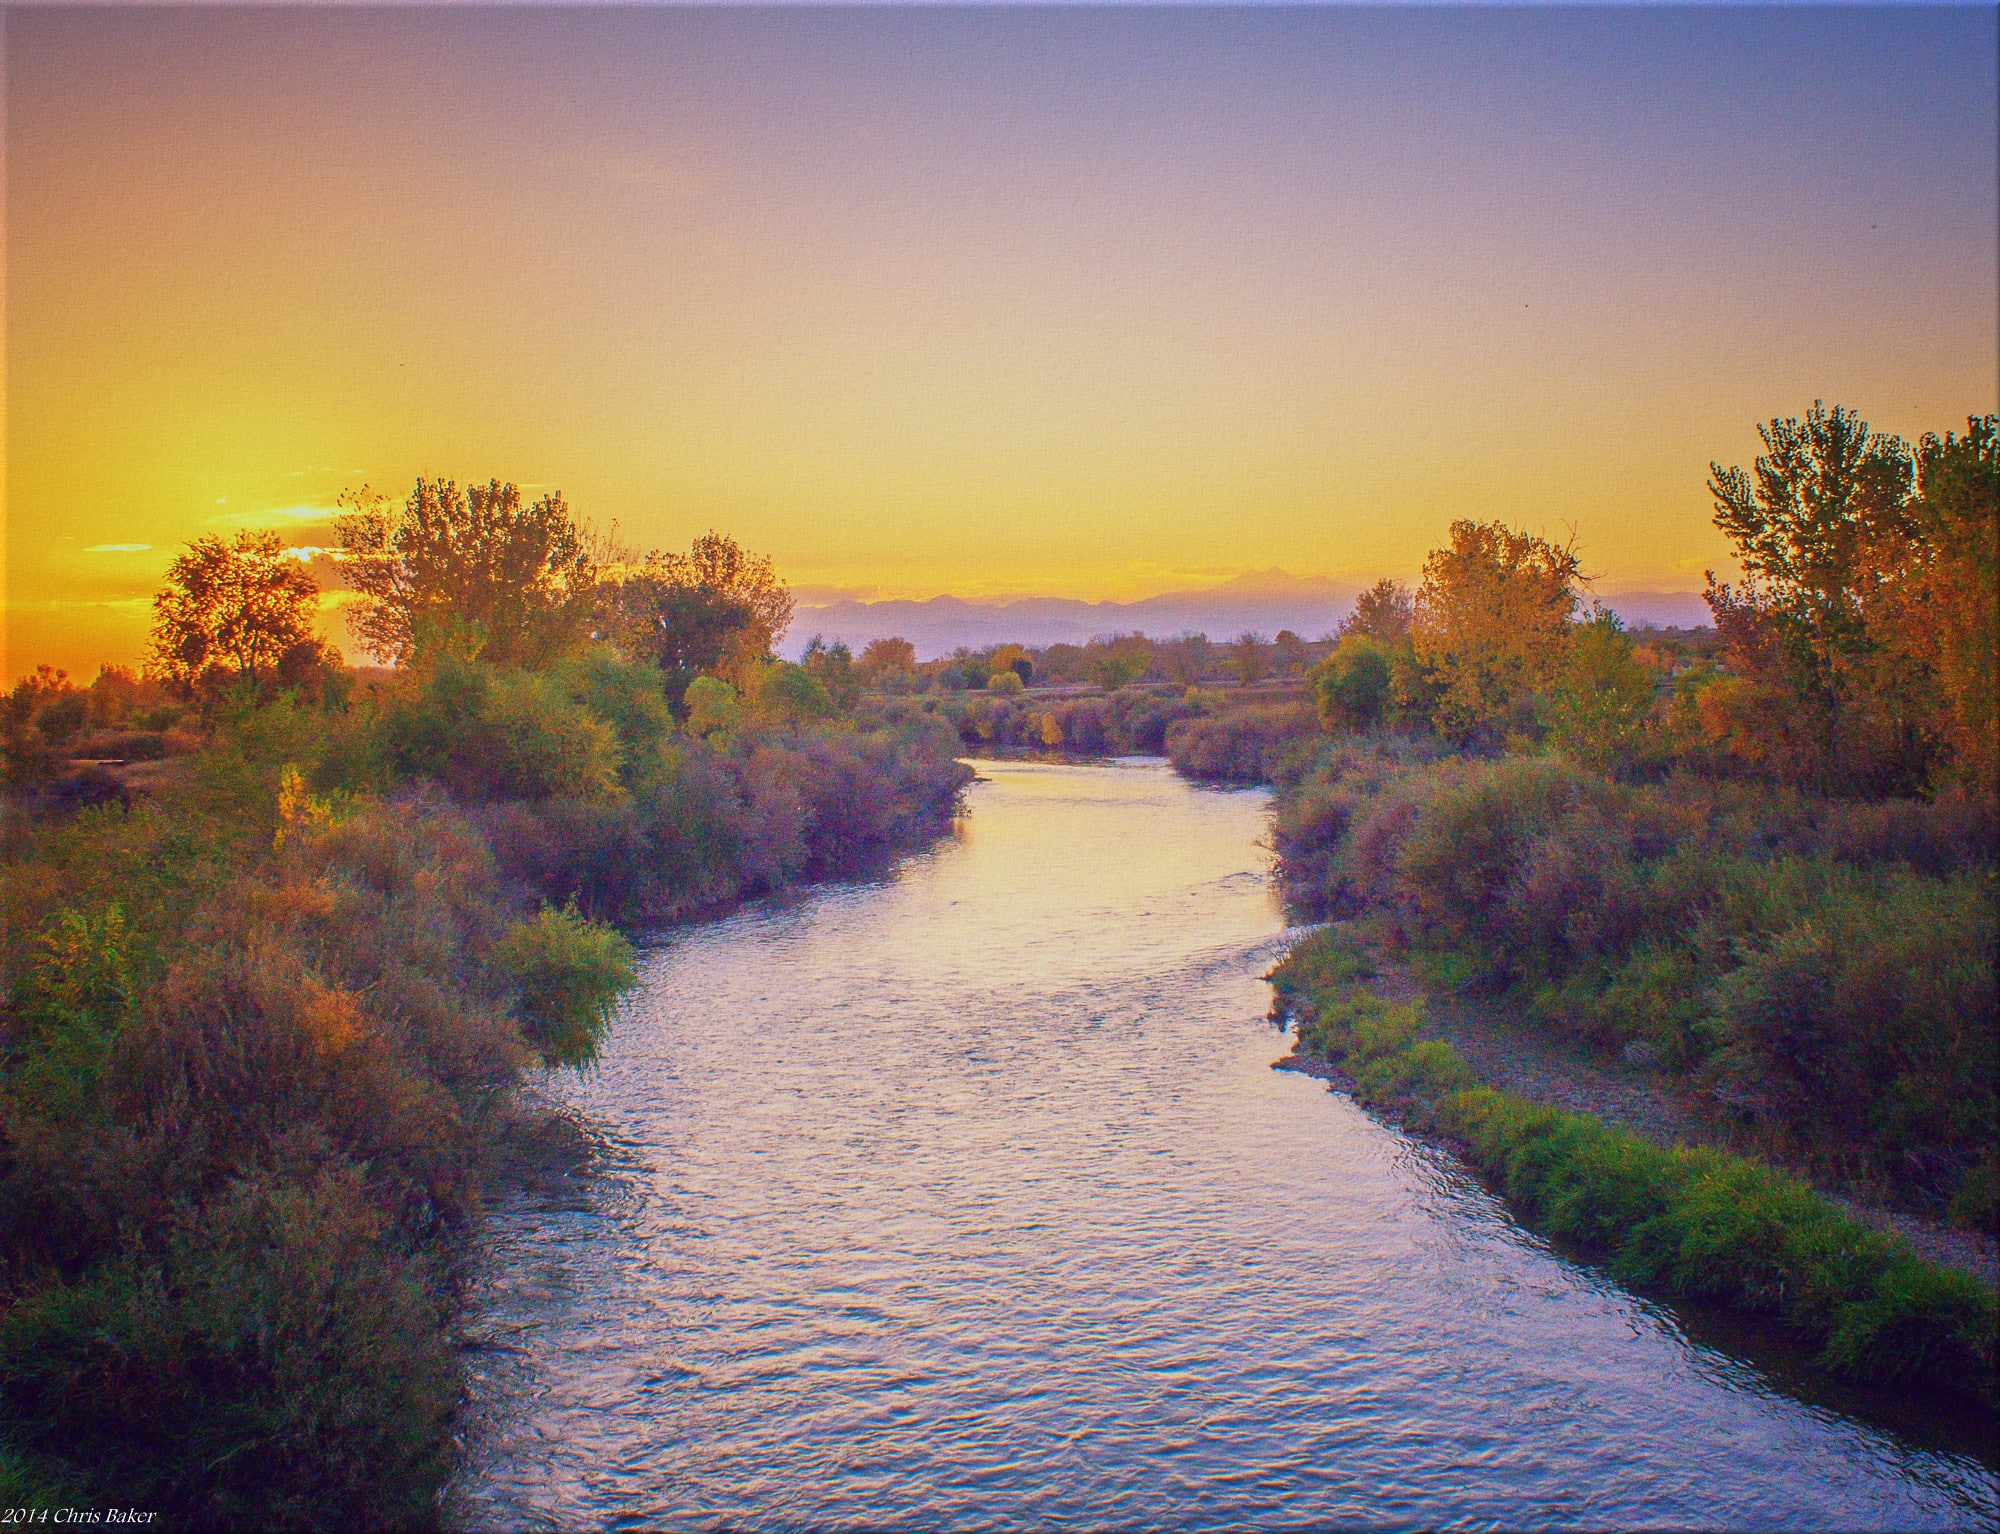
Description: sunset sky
xmin=6 ymin=4 xmax=1996 ymax=679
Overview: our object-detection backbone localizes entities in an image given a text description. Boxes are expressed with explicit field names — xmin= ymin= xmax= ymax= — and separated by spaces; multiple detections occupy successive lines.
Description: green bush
xmin=1165 ymin=704 xmax=1318 ymax=783
xmin=1267 ymin=741 xmax=1999 ymax=1205
xmin=0 ymin=1162 xmax=457 ymax=1528
xmin=1708 ymin=870 xmax=1996 ymax=1199
xmin=1308 ymin=636 xmax=1392 ymax=731
xmin=380 ymin=661 xmax=622 ymax=802
xmin=490 ymin=904 xmax=638 ymax=1068
xmin=1272 ymin=919 xmax=1999 ymax=1403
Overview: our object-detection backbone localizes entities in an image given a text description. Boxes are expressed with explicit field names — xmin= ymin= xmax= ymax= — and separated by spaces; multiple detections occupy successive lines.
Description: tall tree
xmin=1412 ymin=520 xmax=1580 ymax=743
xmin=1161 ymin=633 xmax=1212 ymax=688
xmin=1704 ymin=402 xmax=1914 ymax=791
xmin=1866 ymin=415 xmax=1999 ymax=796
xmin=606 ymin=571 xmax=755 ymax=709
xmin=150 ymin=530 xmax=322 ymax=693
xmin=1086 ymin=634 xmax=1152 ymax=692
xmin=335 ymin=479 xmax=597 ymax=667
xmin=858 ymin=636 xmax=917 ymax=677
xmin=1230 ymin=632 xmax=1267 ymax=686
xmin=601 ymin=532 xmax=794 ymax=703
xmin=1339 ymin=578 xmax=1414 ymax=647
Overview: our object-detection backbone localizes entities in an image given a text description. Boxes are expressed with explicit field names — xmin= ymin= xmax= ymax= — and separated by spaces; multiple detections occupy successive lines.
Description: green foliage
xmin=1269 ymin=927 xmax=1375 ymax=1008
xmin=684 ymin=675 xmax=743 ymax=742
xmin=0 ymin=1164 xmax=457 ymax=1528
xmin=1949 ymin=1159 xmax=1999 ymax=1235
xmin=6 ymin=905 xmax=134 ymax=1120
xmin=555 ymin=647 xmax=675 ymax=790
xmin=802 ymin=637 xmax=862 ymax=710
xmin=1266 ymin=739 xmax=1997 ymax=1204
xmin=1542 ymin=608 xmax=1659 ymax=771
xmin=753 ymin=662 xmax=835 ymax=724
xmin=490 ymin=905 xmax=638 ymax=1069
xmin=1086 ymin=634 xmax=1153 ymax=692
xmin=1439 ymin=1089 xmax=1996 ymax=1401
xmin=606 ymin=567 xmax=757 ymax=707
xmin=336 ymin=478 xmax=597 ymax=668
xmin=1309 ymin=636 xmax=1393 ymax=731
xmin=1707 ymin=870 xmax=1996 ymax=1199
xmin=1272 ymin=930 xmax=1997 ymax=1402
xmin=1 ymin=516 xmax=975 ymax=1521
xmin=380 ymin=661 xmax=623 ymax=802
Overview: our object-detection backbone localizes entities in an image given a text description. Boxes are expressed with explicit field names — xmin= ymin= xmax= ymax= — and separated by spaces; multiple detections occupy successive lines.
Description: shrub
xmin=489 ymin=904 xmax=638 ymax=1069
xmin=1308 ymin=636 xmax=1392 ymax=730
xmin=0 ymin=1161 xmax=458 ymax=1528
xmin=1436 ymin=1087 xmax=1997 ymax=1402
xmin=1708 ymin=871 xmax=1997 ymax=1200
xmin=1165 ymin=704 xmax=1317 ymax=783
xmin=379 ymin=662 xmax=622 ymax=802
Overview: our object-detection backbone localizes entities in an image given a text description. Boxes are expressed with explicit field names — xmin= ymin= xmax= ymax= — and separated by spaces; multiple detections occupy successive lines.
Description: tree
xmin=1896 ymin=417 xmax=1999 ymax=796
xmin=683 ymin=675 xmax=741 ymax=742
xmin=150 ymin=530 xmax=323 ymax=693
xmin=1273 ymin=630 xmax=1308 ymax=675
xmin=1161 ymin=633 xmax=1212 ymax=688
xmin=1705 ymin=402 xmax=1916 ymax=791
xmin=607 ymin=571 xmax=754 ymax=710
xmin=802 ymin=636 xmax=860 ymax=711
xmin=989 ymin=644 xmax=1033 ymax=685
xmin=1309 ymin=636 xmax=1392 ymax=731
xmin=753 ymin=662 xmax=833 ymax=723
xmin=673 ymin=532 xmax=795 ymax=678
xmin=336 ymin=479 xmax=596 ymax=667
xmin=858 ymin=636 xmax=917 ymax=677
xmin=1412 ymin=520 xmax=1580 ymax=744
xmin=1086 ymin=634 xmax=1152 ymax=692
xmin=1340 ymin=579 xmax=1414 ymax=647
xmin=1541 ymin=607 xmax=1659 ymax=771
xmin=603 ymin=532 xmax=794 ymax=697
xmin=1230 ymin=633 xmax=1267 ymax=686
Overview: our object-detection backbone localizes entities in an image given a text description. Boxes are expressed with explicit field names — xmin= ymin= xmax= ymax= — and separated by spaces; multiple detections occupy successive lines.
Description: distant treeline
xmin=0 ymin=485 xmax=971 ymax=1521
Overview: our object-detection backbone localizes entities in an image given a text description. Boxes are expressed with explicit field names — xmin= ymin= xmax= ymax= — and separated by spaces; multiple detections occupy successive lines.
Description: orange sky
xmin=6 ymin=6 xmax=1995 ymax=679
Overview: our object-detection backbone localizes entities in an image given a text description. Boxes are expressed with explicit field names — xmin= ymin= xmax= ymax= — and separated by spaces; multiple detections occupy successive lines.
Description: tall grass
xmin=1270 ymin=928 xmax=1998 ymax=1404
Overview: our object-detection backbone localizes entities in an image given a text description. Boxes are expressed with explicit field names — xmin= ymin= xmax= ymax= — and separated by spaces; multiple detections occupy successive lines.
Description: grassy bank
xmin=1267 ymin=743 xmax=1996 ymax=1223
xmin=0 ymin=656 xmax=971 ymax=1524
xmin=1270 ymin=928 xmax=1999 ymax=1404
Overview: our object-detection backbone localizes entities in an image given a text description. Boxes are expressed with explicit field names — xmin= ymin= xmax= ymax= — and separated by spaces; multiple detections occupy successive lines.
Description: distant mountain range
xmin=782 ymin=572 xmax=1711 ymax=660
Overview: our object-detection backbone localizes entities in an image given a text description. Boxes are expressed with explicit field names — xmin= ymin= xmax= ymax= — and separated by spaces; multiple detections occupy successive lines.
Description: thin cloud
xmin=83 ymin=543 xmax=153 ymax=553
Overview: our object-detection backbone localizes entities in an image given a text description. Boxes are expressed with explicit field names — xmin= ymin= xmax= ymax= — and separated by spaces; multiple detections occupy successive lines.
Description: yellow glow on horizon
xmin=5 ymin=7 xmax=1994 ymax=680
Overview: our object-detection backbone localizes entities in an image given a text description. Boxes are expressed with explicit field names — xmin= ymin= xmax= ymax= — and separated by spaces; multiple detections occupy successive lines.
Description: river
xmin=451 ymin=758 xmax=1997 ymax=1530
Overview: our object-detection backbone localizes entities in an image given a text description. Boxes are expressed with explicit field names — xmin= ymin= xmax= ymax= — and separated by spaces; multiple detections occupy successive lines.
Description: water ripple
xmin=453 ymin=760 xmax=1997 ymax=1532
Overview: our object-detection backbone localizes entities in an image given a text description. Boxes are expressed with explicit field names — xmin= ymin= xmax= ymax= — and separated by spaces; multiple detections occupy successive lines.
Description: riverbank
xmin=0 ymin=676 xmax=974 ymax=1525
xmin=1345 ymin=937 xmax=2000 ymax=1289
xmin=1267 ymin=926 xmax=1998 ymax=1408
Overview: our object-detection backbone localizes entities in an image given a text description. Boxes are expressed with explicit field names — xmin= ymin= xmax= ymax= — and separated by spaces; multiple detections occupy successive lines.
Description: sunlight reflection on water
xmin=452 ymin=758 xmax=1997 ymax=1531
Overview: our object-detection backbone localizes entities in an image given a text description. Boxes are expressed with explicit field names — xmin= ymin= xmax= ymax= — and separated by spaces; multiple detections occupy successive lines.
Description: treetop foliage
xmin=149 ymin=529 xmax=326 ymax=694
xmin=335 ymin=478 xmax=597 ymax=668
xmin=1412 ymin=520 xmax=1582 ymax=745
xmin=1706 ymin=407 xmax=1997 ymax=796
xmin=600 ymin=531 xmax=795 ymax=704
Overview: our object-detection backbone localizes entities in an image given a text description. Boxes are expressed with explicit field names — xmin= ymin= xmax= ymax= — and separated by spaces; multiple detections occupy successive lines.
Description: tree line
xmin=1303 ymin=405 xmax=1996 ymax=801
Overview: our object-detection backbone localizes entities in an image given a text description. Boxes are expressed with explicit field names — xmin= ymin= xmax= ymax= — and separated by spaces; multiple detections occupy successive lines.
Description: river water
xmin=453 ymin=758 xmax=1996 ymax=1530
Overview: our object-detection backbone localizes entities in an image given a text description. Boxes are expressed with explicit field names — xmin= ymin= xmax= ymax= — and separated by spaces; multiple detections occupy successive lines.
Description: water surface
xmin=454 ymin=758 xmax=1996 ymax=1530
